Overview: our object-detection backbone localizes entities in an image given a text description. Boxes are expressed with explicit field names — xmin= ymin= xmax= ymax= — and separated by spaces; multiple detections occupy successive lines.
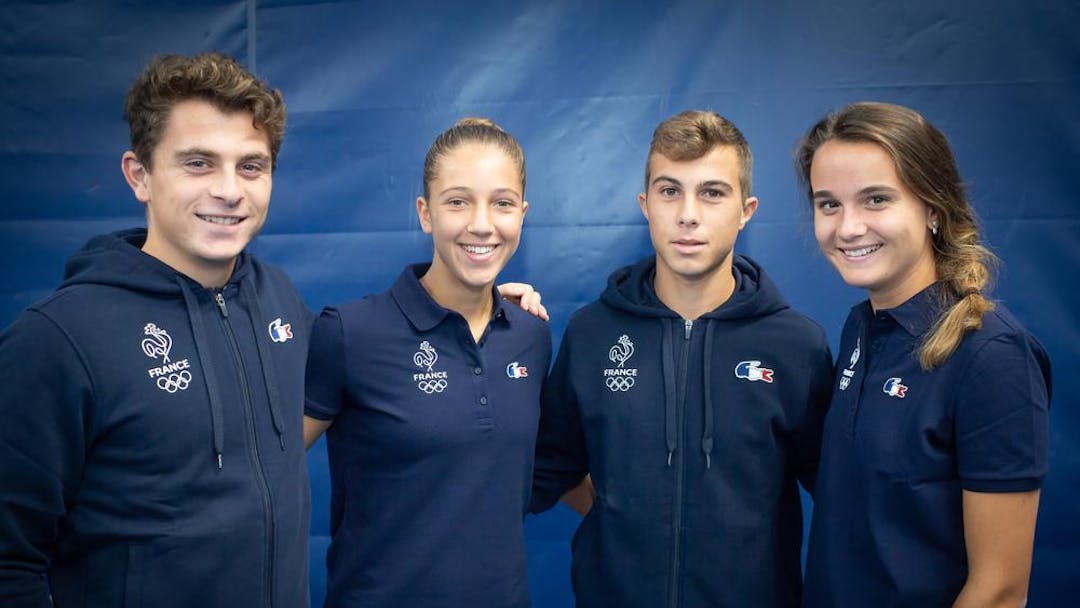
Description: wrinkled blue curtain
xmin=2 ymin=1 xmax=1076 ymax=605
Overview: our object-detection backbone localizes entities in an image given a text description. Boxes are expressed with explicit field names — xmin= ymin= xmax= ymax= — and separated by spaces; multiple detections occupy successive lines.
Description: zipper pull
xmin=215 ymin=292 xmax=229 ymax=318
xmin=684 ymin=319 xmax=692 ymax=340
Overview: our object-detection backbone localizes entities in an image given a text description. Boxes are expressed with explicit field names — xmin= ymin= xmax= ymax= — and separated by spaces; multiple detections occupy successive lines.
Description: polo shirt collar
xmin=390 ymin=263 xmax=509 ymax=332
xmin=855 ymin=282 xmax=947 ymax=337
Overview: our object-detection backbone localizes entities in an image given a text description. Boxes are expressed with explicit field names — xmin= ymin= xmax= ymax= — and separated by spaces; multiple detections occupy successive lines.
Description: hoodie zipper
xmin=215 ymin=291 xmax=275 ymax=608
xmin=668 ymin=318 xmax=693 ymax=608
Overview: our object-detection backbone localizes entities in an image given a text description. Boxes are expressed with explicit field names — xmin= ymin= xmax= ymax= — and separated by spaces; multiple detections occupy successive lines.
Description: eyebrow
xmin=651 ymin=175 xmax=734 ymax=194
xmin=175 ymin=148 xmax=270 ymax=161
xmin=812 ymin=185 xmax=900 ymax=199
xmin=437 ymin=186 xmax=521 ymax=198
xmin=175 ymin=147 xmax=220 ymax=161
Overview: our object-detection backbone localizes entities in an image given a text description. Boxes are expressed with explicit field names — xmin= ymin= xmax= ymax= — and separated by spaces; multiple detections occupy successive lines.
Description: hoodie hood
xmin=600 ymin=254 xmax=790 ymax=321
xmin=61 ymin=227 xmax=251 ymax=294
xmin=600 ymin=254 xmax=791 ymax=469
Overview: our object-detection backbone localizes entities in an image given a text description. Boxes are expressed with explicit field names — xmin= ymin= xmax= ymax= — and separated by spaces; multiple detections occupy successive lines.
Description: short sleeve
xmin=304 ymin=307 xmax=347 ymax=421
xmin=956 ymin=332 xmax=1051 ymax=492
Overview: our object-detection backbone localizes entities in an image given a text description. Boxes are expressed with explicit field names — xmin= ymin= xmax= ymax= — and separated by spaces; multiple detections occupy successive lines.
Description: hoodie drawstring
xmin=661 ymin=321 xmax=677 ymax=466
xmin=179 ymin=281 xmax=226 ymax=469
xmin=245 ymin=280 xmax=287 ymax=451
xmin=702 ymin=320 xmax=715 ymax=469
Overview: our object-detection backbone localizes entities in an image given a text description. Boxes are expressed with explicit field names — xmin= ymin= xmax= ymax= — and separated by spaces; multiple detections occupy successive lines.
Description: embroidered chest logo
xmin=142 ymin=323 xmax=193 ymax=393
xmin=839 ymin=338 xmax=861 ymax=391
xmin=734 ymin=360 xmax=774 ymax=383
xmin=413 ymin=341 xmax=448 ymax=393
xmin=268 ymin=317 xmax=293 ymax=343
xmin=603 ymin=334 xmax=637 ymax=392
xmin=883 ymin=377 xmax=908 ymax=398
xmin=506 ymin=361 xmax=529 ymax=379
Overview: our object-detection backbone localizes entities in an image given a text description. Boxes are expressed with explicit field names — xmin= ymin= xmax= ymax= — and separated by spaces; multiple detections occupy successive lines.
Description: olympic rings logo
xmin=417 ymin=379 xmax=448 ymax=394
xmin=605 ymin=376 xmax=635 ymax=392
xmin=156 ymin=370 xmax=192 ymax=393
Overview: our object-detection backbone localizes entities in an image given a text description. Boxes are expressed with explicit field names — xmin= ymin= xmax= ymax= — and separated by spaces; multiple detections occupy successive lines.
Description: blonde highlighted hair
xmin=796 ymin=102 xmax=996 ymax=370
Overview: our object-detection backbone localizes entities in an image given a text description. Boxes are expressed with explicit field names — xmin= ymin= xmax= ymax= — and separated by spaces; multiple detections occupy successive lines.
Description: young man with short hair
xmin=0 ymin=53 xmax=312 ymax=607
xmin=531 ymin=110 xmax=834 ymax=607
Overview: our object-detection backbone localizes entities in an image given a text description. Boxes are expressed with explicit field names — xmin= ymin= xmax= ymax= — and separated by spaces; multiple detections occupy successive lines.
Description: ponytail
xmin=918 ymin=219 xmax=997 ymax=369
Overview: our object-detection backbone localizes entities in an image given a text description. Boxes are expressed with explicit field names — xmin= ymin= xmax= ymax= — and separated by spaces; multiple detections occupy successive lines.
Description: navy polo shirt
xmin=305 ymin=264 xmax=551 ymax=608
xmin=804 ymin=284 xmax=1050 ymax=607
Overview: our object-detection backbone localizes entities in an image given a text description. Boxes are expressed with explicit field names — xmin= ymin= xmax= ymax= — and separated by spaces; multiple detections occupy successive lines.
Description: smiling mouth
xmin=462 ymin=244 xmax=496 ymax=255
xmin=840 ymin=244 xmax=882 ymax=258
xmin=198 ymin=214 xmax=242 ymax=226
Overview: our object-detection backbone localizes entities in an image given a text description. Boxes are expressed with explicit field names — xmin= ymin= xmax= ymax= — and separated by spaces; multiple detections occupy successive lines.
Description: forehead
xmin=431 ymin=142 xmax=521 ymax=188
xmin=154 ymin=98 xmax=270 ymax=157
xmin=648 ymin=146 xmax=741 ymax=184
xmin=810 ymin=140 xmax=900 ymax=188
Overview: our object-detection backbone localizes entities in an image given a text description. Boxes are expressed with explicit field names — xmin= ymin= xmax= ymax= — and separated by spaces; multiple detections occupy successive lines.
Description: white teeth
xmin=462 ymin=245 xmax=494 ymax=254
xmin=843 ymin=245 xmax=881 ymax=258
xmin=199 ymin=215 xmax=240 ymax=226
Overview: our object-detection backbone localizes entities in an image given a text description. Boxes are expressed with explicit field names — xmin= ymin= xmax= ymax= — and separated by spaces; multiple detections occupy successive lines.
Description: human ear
xmin=121 ymin=151 xmax=152 ymax=204
xmin=416 ymin=196 xmax=433 ymax=234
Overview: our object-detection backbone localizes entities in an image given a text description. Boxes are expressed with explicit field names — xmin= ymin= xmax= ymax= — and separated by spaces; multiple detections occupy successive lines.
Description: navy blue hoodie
xmin=531 ymin=255 xmax=834 ymax=608
xmin=0 ymin=229 xmax=312 ymax=608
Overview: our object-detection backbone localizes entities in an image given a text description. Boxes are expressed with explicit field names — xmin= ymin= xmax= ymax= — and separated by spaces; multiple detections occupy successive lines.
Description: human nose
xmin=467 ymin=202 xmax=494 ymax=235
xmin=836 ymin=207 xmax=867 ymax=239
xmin=209 ymin=169 xmax=242 ymax=205
xmin=677 ymin=196 xmax=700 ymax=228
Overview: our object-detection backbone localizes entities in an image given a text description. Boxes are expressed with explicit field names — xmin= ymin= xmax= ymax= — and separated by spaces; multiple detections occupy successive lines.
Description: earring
xmin=931 ymin=221 xmax=939 ymax=236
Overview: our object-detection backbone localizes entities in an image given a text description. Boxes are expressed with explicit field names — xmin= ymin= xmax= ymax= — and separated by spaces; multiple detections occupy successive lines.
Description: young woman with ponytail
xmin=796 ymin=102 xmax=1051 ymax=607
xmin=302 ymin=118 xmax=550 ymax=607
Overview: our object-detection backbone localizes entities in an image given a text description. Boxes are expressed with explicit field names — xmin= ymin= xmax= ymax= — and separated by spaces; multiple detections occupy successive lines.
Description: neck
xmin=652 ymin=258 xmax=736 ymax=320
xmin=420 ymin=262 xmax=494 ymax=342
xmin=141 ymin=238 xmax=234 ymax=289
xmin=868 ymin=258 xmax=938 ymax=312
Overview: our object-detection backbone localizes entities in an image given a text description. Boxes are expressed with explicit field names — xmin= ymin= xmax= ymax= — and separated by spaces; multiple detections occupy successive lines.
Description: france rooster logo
xmin=142 ymin=323 xmax=172 ymax=363
xmin=848 ymin=338 xmax=861 ymax=369
xmin=609 ymin=335 xmax=635 ymax=368
xmin=883 ymin=377 xmax=908 ymax=398
xmin=414 ymin=341 xmax=438 ymax=372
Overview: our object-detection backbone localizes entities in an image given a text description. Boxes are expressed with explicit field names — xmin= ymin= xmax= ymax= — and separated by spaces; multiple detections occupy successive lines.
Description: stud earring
xmin=930 ymin=221 xmax=939 ymax=236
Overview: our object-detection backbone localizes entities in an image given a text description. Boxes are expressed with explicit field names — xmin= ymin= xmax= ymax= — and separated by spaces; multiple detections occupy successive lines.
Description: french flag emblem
xmin=883 ymin=377 xmax=908 ymax=398
xmin=268 ymin=318 xmax=293 ymax=343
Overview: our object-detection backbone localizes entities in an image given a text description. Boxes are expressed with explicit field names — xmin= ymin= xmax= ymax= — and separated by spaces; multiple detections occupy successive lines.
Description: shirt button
xmin=473 ymin=367 xmax=483 ymax=375
xmin=872 ymin=338 xmax=885 ymax=351
xmin=479 ymin=396 xmax=488 ymax=405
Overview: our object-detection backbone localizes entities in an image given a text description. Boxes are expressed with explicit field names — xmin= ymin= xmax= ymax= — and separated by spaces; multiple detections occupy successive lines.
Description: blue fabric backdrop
xmin=2 ymin=1 xmax=1077 ymax=605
